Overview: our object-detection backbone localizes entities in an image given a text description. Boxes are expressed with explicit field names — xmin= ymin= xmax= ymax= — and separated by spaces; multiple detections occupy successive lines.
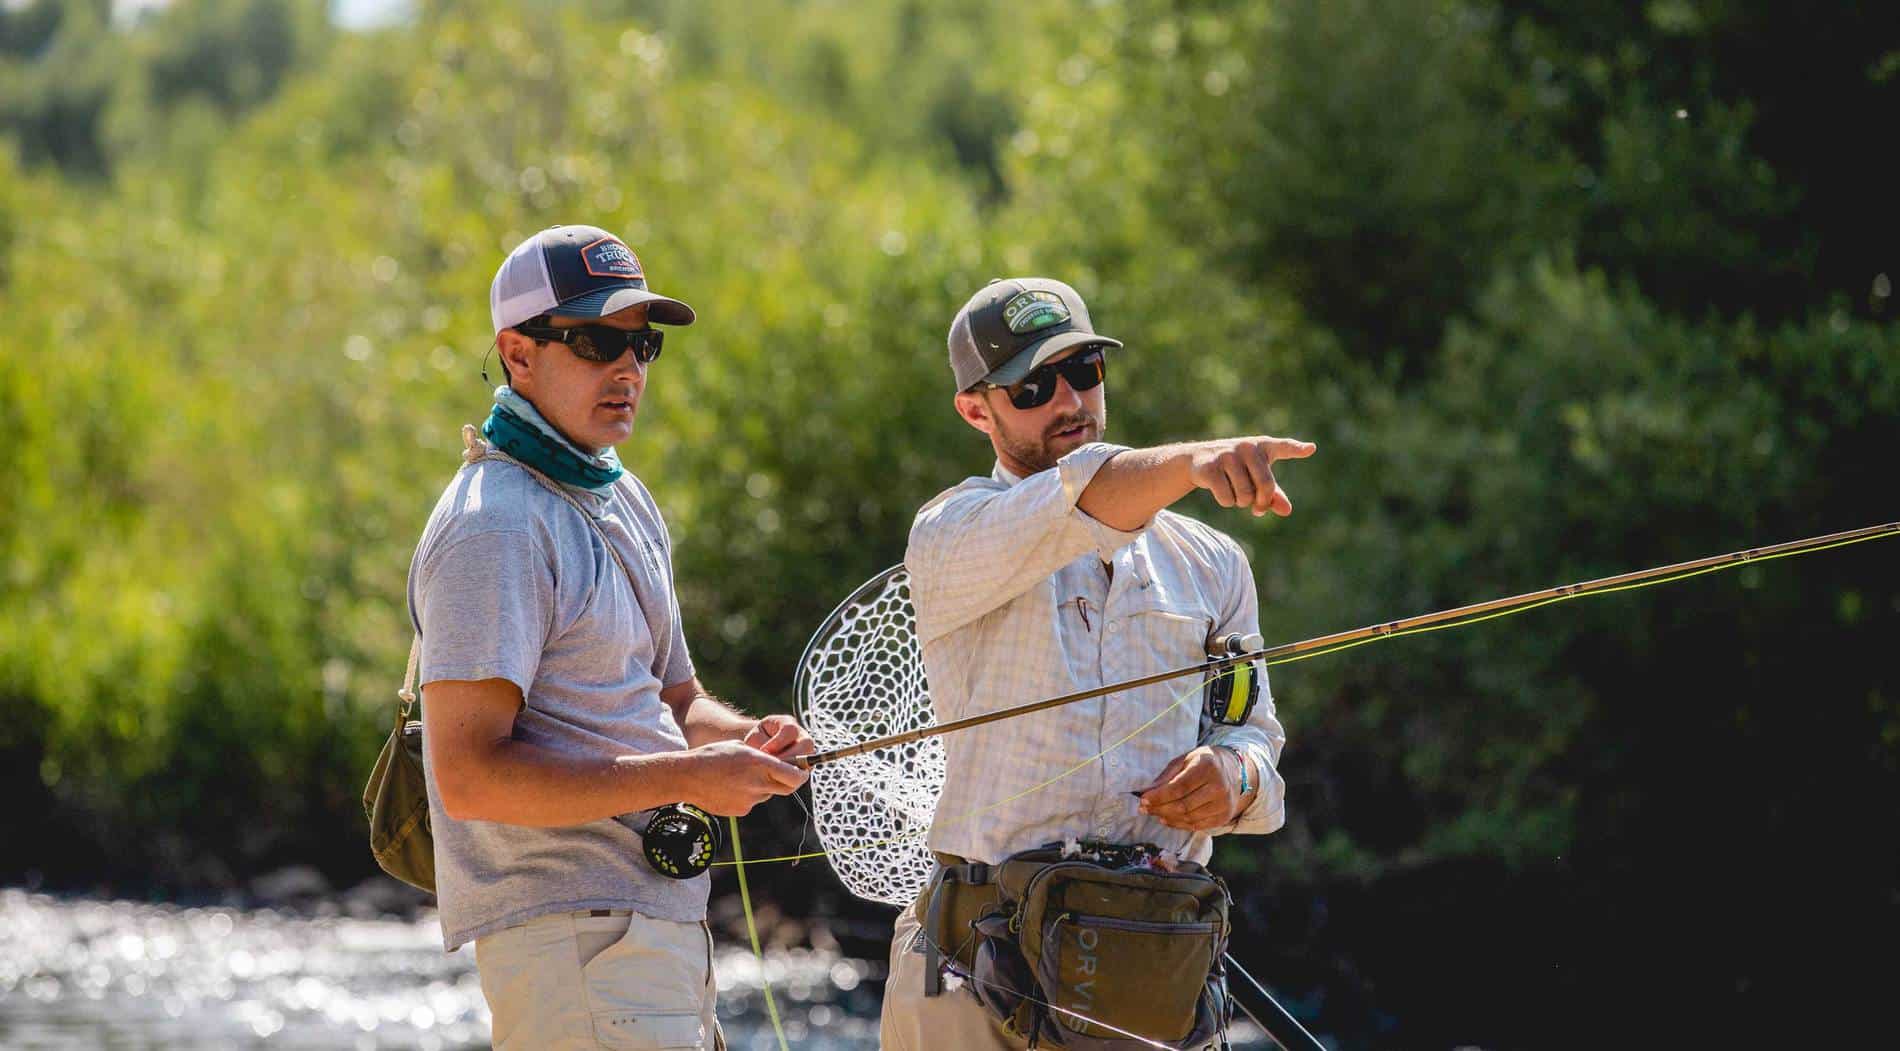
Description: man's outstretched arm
xmin=1077 ymin=436 xmax=1316 ymax=531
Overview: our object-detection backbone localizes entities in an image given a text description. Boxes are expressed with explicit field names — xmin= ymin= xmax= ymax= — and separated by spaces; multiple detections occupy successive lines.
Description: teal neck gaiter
xmin=481 ymin=386 xmax=624 ymax=491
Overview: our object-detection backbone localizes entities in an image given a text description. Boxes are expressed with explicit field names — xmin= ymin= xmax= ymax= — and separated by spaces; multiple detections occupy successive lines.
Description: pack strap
xmin=922 ymin=856 xmax=992 ymax=997
xmin=396 ymin=635 xmax=420 ymax=723
xmin=395 ymin=425 xmax=641 ymax=725
xmin=460 ymin=423 xmax=642 ymax=583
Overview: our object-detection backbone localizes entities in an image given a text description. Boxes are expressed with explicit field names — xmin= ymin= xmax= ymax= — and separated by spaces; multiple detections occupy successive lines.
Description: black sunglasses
xmin=516 ymin=318 xmax=664 ymax=365
xmin=986 ymin=346 xmax=1107 ymax=410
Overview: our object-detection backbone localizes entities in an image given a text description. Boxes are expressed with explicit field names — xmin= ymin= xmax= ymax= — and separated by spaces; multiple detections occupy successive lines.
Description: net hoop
xmin=794 ymin=564 xmax=942 ymax=906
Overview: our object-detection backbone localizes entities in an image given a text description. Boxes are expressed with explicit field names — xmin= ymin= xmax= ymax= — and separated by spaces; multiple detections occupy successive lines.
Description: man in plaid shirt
xmin=879 ymin=277 xmax=1317 ymax=1049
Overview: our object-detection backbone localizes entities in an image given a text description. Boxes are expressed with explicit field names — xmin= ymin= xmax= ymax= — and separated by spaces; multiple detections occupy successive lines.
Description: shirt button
xmin=1107 ymin=622 xmax=1121 ymax=634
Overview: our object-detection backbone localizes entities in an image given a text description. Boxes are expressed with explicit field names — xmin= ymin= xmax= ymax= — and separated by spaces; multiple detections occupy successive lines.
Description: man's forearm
xmin=669 ymin=687 xmax=757 ymax=747
xmin=437 ymin=742 xmax=700 ymax=826
xmin=1079 ymin=435 xmax=1316 ymax=529
xmin=1075 ymin=444 xmax=1200 ymax=531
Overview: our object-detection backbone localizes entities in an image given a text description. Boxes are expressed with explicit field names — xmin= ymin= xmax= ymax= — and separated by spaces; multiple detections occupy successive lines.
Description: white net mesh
xmin=795 ymin=566 xmax=941 ymax=906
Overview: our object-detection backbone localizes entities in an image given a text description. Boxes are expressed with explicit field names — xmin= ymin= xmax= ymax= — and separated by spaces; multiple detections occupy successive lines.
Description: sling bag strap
xmin=394 ymin=425 xmax=644 ymax=723
xmin=460 ymin=423 xmax=646 ymax=584
xmin=398 ymin=634 xmax=420 ymax=721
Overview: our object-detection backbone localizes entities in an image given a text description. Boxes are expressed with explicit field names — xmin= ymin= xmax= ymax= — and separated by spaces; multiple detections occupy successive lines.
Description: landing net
xmin=793 ymin=565 xmax=941 ymax=906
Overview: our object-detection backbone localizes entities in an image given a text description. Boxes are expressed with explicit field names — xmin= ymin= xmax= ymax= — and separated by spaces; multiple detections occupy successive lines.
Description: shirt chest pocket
xmin=1113 ymin=596 xmax=1215 ymax=670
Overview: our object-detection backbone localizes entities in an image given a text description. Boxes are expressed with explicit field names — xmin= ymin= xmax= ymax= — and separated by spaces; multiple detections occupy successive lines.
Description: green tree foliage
xmin=0 ymin=0 xmax=1893 ymax=1046
xmin=0 ymin=0 xmax=330 ymax=176
xmin=1496 ymin=0 xmax=1900 ymax=322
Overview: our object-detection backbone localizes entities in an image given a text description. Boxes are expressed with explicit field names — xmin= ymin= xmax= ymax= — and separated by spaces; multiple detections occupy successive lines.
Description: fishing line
xmin=915 ymin=929 xmax=1183 ymax=1050
xmin=1223 ymin=952 xmax=1327 ymax=1051
xmin=711 ymin=674 xmax=1212 ymax=869
xmin=728 ymin=816 xmax=791 ymax=1051
xmin=789 ymin=787 xmax=815 ymax=867
xmin=721 ymin=679 xmax=1229 ymax=1042
xmin=728 ymin=523 xmax=1895 ymax=871
xmin=724 ymin=523 xmax=1893 ymax=1046
xmin=1259 ymin=528 xmax=1896 ymax=671
xmin=800 ymin=522 xmax=1899 ymax=773
xmin=1228 ymin=994 xmax=1270 ymax=1045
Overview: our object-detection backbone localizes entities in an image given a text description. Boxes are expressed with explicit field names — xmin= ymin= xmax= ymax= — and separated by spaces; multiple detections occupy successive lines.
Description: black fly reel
xmin=640 ymin=802 xmax=723 ymax=879
xmin=1204 ymin=631 xmax=1264 ymax=727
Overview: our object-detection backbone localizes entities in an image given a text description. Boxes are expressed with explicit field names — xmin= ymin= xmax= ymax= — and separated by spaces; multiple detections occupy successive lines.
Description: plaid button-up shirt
xmin=906 ymin=442 xmax=1287 ymax=866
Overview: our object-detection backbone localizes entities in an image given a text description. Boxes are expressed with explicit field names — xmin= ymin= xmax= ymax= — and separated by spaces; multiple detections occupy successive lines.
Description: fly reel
xmin=640 ymin=802 xmax=723 ymax=879
xmin=1204 ymin=631 xmax=1264 ymax=727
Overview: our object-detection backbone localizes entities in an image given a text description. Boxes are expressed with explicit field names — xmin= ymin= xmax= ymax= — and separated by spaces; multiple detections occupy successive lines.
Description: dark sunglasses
xmin=986 ymin=347 xmax=1107 ymax=409
xmin=516 ymin=318 xmax=664 ymax=365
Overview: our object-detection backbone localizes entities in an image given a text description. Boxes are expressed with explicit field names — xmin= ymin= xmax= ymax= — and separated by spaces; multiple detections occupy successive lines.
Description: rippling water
xmin=0 ymin=889 xmax=881 ymax=1049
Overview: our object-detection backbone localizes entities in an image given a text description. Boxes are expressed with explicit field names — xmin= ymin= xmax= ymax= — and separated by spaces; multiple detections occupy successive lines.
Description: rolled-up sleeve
xmin=907 ymin=443 xmax=1141 ymax=643
xmin=1201 ymin=542 xmax=1287 ymax=837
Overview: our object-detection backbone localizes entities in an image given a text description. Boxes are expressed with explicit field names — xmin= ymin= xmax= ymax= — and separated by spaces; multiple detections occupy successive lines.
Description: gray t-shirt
xmin=406 ymin=456 xmax=705 ymax=950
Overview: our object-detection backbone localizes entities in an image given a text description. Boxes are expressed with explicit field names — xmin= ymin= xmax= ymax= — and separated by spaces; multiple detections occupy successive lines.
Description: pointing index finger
xmin=1266 ymin=437 xmax=1317 ymax=461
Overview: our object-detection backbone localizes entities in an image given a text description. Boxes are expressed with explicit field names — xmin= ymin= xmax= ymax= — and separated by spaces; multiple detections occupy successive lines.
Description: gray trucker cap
xmin=946 ymin=277 xmax=1122 ymax=392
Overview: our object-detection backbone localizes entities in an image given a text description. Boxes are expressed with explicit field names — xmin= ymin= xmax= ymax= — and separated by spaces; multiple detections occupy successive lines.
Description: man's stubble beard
xmin=996 ymin=406 xmax=1108 ymax=475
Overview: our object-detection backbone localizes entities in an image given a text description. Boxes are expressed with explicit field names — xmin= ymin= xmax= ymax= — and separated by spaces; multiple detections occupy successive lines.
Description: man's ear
xmin=496 ymin=330 xmax=536 ymax=386
xmin=953 ymin=390 xmax=996 ymax=435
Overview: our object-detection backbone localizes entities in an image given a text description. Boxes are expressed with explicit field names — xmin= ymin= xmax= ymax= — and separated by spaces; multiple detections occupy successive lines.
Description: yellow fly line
xmin=722 ymin=521 xmax=1898 ymax=1049
xmin=802 ymin=521 xmax=1900 ymax=770
xmin=1257 ymin=523 xmax=1899 ymax=670
xmin=733 ymin=520 xmax=1899 ymax=870
xmin=717 ymin=673 xmax=1212 ymax=870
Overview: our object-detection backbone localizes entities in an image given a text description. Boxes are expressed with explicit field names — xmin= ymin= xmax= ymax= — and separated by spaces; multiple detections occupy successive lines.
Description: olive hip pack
xmin=363 ymin=635 xmax=434 ymax=893
xmin=922 ymin=844 xmax=1233 ymax=1050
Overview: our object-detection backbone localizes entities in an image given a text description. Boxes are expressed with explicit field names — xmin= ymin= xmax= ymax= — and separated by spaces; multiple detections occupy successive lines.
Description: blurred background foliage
xmin=1 ymin=0 xmax=1894 ymax=1046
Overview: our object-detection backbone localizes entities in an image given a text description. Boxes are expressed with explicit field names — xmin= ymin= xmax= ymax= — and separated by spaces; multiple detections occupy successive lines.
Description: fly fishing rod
xmin=800 ymin=520 xmax=1899 ymax=768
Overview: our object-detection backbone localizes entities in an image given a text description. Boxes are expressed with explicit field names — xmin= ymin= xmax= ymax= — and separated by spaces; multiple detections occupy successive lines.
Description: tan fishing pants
xmin=880 ymin=892 xmax=1029 ymax=1050
xmin=474 ymin=909 xmax=724 ymax=1050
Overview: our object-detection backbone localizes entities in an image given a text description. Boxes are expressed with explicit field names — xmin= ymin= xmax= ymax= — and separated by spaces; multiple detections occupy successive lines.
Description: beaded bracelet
xmin=1219 ymin=744 xmax=1252 ymax=797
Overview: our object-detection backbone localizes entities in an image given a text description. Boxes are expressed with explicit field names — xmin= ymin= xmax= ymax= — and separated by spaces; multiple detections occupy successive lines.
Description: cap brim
xmin=555 ymin=285 xmax=697 ymax=326
xmin=982 ymin=331 xmax=1123 ymax=386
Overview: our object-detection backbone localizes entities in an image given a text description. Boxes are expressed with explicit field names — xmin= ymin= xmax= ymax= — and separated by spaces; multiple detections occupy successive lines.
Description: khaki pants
xmin=475 ymin=909 xmax=724 ymax=1050
xmin=879 ymin=892 xmax=1028 ymax=1051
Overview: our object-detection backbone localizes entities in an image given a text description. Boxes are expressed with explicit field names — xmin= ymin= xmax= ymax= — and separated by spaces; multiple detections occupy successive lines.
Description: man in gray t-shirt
xmin=409 ymin=225 xmax=811 ymax=1050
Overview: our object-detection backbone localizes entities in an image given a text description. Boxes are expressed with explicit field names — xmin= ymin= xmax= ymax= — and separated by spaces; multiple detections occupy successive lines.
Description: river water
xmin=0 ymin=889 xmax=880 ymax=1049
xmin=0 ymin=889 xmax=1282 ymax=1049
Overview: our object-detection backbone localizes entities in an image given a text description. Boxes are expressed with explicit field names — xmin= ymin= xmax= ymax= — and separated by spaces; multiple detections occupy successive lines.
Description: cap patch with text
xmin=582 ymin=237 xmax=644 ymax=281
xmin=945 ymin=276 xmax=1123 ymax=391
xmin=489 ymin=224 xmax=696 ymax=333
xmin=1003 ymin=290 xmax=1071 ymax=334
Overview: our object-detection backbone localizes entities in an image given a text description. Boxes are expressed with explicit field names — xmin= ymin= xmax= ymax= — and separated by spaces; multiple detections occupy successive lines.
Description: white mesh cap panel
xmin=489 ymin=235 xmax=559 ymax=334
xmin=797 ymin=567 xmax=943 ymax=906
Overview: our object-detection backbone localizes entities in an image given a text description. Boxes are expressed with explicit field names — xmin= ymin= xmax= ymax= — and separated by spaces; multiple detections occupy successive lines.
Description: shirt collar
xmin=991 ymin=460 xmax=1025 ymax=487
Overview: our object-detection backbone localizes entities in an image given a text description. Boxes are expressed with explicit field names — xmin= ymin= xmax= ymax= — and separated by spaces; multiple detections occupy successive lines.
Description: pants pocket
xmin=583 ymin=916 xmax=714 ymax=1049
xmin=593 ymin=1010 xmax=707 ymax=1049
xmin=477 ymin=921 xmax=588 ymax=1049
